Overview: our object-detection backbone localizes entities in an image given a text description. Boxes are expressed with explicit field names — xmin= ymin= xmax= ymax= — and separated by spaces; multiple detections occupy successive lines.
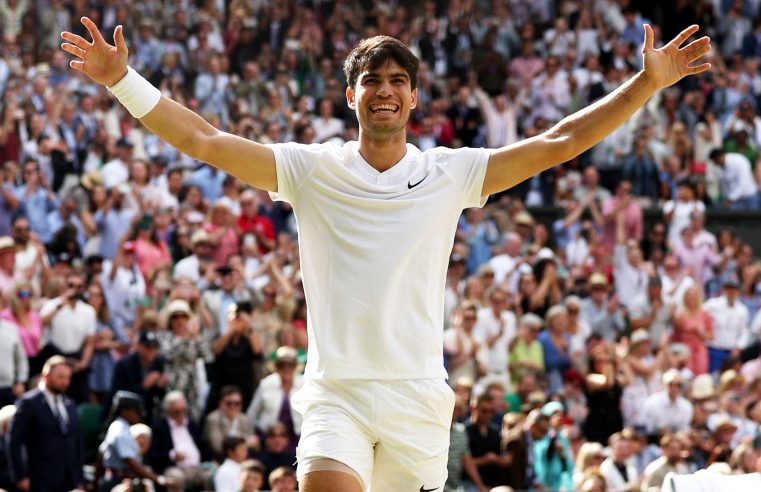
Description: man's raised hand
xmin=642 ymin=24 xmax=712 ymax=90
xmin=60 ymin=17 xmax=128 ymax=87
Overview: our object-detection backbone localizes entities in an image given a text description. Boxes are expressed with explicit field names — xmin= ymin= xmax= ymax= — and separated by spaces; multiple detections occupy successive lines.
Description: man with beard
xmin=8 ymin=356 xmax=84 ymax=492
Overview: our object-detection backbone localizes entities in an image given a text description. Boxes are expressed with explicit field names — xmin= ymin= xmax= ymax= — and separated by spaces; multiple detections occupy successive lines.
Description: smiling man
xmin=61 ymin=19 xmax=711 ymax=492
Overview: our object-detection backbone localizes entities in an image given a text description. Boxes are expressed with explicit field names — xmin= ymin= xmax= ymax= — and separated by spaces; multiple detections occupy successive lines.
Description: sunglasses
xmin=224 ymin=400 xmax=242 ymax=407
xmin=17 ymin=289 xmax=33 ymax=299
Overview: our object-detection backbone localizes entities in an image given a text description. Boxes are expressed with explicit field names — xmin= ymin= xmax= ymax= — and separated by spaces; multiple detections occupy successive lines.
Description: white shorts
xmin=292 ymin=378 xmax=455 ymax=492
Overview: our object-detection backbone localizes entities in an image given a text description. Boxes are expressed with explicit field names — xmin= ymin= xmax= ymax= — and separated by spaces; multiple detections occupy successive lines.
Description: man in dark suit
xmin=149 ymin=391 xmax=211 ymax=490
xmin=108 ymin=330 xmax=167 ymax=423
xmin=502 ymin=409 xmax=550 ymax=491
xmin=8 ymin=356 xmax=84 ymax=492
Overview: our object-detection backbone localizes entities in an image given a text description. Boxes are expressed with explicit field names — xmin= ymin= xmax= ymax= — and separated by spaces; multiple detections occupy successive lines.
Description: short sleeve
xmin=435 ymin=147 xmax=491 ymax=209
xmin=114 ymin=432 xmax=140 ymax=460
xmin=267 ymin=142 xmax=323 ymax=205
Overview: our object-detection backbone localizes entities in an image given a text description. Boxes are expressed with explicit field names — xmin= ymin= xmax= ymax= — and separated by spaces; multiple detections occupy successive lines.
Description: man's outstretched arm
xmin=481 ymin=24 xmax=711 ymax=197
xmin=61 ymin=17 xmax=277 ymax=192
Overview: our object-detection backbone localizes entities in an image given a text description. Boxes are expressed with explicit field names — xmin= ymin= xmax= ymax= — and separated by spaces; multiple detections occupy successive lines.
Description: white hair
xmin=130 ymin=423 xmax=152 ymax=440
xmin=162 ymin=390 xmax=186 ymax=412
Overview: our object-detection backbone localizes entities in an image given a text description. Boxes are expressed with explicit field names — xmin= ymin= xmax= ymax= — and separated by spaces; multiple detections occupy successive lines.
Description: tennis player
xmin=61 ymin=18 xmax=710 ymax=492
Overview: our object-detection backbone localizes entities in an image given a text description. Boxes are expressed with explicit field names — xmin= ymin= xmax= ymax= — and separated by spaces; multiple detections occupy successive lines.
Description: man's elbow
xmin=541 ymin=129 xmax=578 ymax=164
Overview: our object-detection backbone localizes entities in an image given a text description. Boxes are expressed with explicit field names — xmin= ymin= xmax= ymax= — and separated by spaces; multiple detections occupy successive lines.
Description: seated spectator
xmin=642 ymin=369 xmax=694 ymax=437
xmin=268 ymin=466 xmax=297 ymax=492
xmin=642 ymin=433 xmax=688 ymax=491
xmin=509 ymin=313 xmax=545 ymax=387
xmin=238 ymin=460 xmax=266 ymax=492
xmin=214 ymin=436 xmax=248 ymax=492
xmin=204 ymin=385 xmax=255 ymax=461
xmin=149 ymin=391 xmax=212 ymax=491
xmin=502 ymin=409 xmax=550 ymax=490
xmin=599 ymin=432 xmax=639 ymax=491
xmin=258 ymin=422 xmax=297 ymax=484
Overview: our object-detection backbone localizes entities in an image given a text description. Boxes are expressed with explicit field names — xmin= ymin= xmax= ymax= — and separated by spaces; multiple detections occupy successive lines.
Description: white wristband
xmin=107 ymin=66 xmax=161 ymax=119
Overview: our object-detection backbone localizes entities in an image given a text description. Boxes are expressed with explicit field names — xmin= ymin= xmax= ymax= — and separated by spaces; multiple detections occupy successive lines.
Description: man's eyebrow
xmin=361 ymin=71 xmax=409 ymax=80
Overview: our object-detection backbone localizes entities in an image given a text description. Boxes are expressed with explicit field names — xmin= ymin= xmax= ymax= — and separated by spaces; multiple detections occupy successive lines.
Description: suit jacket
xmin=8 ymin=388 xmax=83 ymax=492
xmin=149 ymin=418 xmax=207 ymax=473
xmin=502 ymin=427 xmax=530 ymax=490
xmin=203 ymin=409 xmax=254 ymax=460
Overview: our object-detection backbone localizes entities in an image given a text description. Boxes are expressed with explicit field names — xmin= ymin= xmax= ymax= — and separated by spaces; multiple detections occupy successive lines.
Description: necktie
xmin=53 ymin=396 xmax=68 ymax=434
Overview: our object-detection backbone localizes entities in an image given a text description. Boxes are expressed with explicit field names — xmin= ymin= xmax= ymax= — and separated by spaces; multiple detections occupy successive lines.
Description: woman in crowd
xmin=204 ymin=202 xmax=240 ymax=267
xmin=86 ymin=281 xmax=127 ymax=400
xmin=572 ymin=441 xmax=606 ymax=490
xmin=621 ymin=330 xmax=670 ymax=430
xmin=673 ymin=285 xmax=712 ymax=375
xmin=157 ymin=299 xmax=211 ymax=420
xmin=583 ymin=342 xmax=630 ymax=444
xmin=538 ymin=305 xmax=573 ymax=394
xmin=1 ymin=281 xmax=43 ymax=376
xmin=133 ymin=213 xmax=172 ymax=280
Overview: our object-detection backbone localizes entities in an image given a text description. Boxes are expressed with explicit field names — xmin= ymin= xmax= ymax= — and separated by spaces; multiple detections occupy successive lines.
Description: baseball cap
xmin=274 ymin=346 xmax=298 ymax=363
xmin=138 ymin=330 xmax=160 ymax=347
xmin=541 ymin=401 xmax=564 ymax=416
xmin=629 ymin=329 xmax=651 ymax=346
xmin=112 ymin=390 xmax=143 ymax=412
xmin=589 ymin=272 xmax=608 ymax=287
xmin=514 ymin=211 xmax=534 ymax=227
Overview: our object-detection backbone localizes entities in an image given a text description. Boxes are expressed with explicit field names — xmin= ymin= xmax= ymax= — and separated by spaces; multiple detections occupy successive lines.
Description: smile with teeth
xmin=370 ymin=103 xmax=399 ymax=113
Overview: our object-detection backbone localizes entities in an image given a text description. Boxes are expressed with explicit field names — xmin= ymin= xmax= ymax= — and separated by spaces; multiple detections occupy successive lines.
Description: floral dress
xmin=157 ymin=331 xmax=212 ymax=420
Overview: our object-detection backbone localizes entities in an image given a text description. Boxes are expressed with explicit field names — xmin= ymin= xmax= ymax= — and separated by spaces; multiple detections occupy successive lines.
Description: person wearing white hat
xmin=172 ymin=229 xmax=214 ymax=283
xmin=641 ymin=369 xmax=694 ymax=438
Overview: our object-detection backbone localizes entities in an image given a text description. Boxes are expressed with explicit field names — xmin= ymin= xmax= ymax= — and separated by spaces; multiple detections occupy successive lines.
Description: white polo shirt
xmin=269 ymin=141 xmax=490 ymax=379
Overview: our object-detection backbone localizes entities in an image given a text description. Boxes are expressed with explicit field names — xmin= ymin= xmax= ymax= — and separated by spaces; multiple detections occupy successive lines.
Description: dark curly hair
xmin=343 ymin=35 xmax=419 ymax=90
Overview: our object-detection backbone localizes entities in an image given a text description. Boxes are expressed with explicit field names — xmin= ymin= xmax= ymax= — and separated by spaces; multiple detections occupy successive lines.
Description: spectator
xmin=466 ymin=392 xmax=509 ymax=488
xmin=0 ymin=311 xmax=26 ymax=407
xmin=207 ymin=297 xmax=262 ymax=410
xmin=602 ymin=179 xmax=643 ymax=250
xmin=214 ymin=436 xmax=248 ymax=492
xmin=580 ymin=273 xmax=626 ymax=343
xmin=100 ymin=241 xmax=146 ymax=335
xmin=268 ymin=465 xmax=297 ymax=492
xmin=246 ymin=346 xmax=303 ymax=448
xmin=203 ymin=385 xmax=255 ymax=461
xmin=95 ymin=185 xmax=137 ymax=259
xmin=97 ymin=391 xmax=169 ymax=491
xmin=539 ymin=305 xmax=573 ymax=393
xmin=642 ymin=433 xmax=688 ymax=491
xmin=704 ymin=279 xmax=751 ymax=373
xmin=642 ymin=369 xmax=694 ymax=437
xmin=172 ymin=229 xmax=214 ymax=284
xmin=502 ymin=409 xmax=550 ymax=490
xmin=445 ymin=302 xmax=488 ymax=383
xmin=258 ymin=422 xmax=296 ymax=484
xmin=204 ymin=202 xmax=240 ymax=267
xmin=473 ymin=287 xmax=516 ymax=383
xmin=533 ymin=401 xmax=574 ymax=491
xmin=709 ymin=149 xmax=759 ymax=210
xmin=572 ymin=441 xmax=605 ymax=489
xmin=1 ymin=281 xmax=43 ymax=376
xmin=509 ymin=313 xmax=545 ymax=387
xmin=583 ymin=342 xmax=629 ymax=444
xmin=86 ymin=281 xmax=126 ymax=400
xmin=149 ymin=391 xmax=212 ymax=491
xmin=156 ymin=300 xmax=210 ymax=421
xmin=109 ymin=329 xmax=167 ymax=424
xmin=599 ymin=432 xmax=639 ymax=491
xmin=8 ymin=356 xmax=84 ymax=492
xmin=663 ymin=180 xmax=706 ymax=249
xmin=673 ymin=285 xmax=713 ymax=375
xmin=238 ymin=460 xmax=266 ymax=492
xmin=14 ymin=159 xmax=57 ymax=245
xmin=621 ymin=330 xmax=670 ymax=430
xmin=38 ymin=271 xmax=95 ymax=403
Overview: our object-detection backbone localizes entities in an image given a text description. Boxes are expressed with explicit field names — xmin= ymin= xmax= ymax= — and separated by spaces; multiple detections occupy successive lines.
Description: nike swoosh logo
xmin=408 ymin=171 xmax=430 ymax=189
xmin=419 ymin=487 xmax=438 ymax=492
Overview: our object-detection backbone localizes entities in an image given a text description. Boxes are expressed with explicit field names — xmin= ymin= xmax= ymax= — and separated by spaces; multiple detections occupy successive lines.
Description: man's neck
xmin=357 ymin=132 xmax=408 ymax=173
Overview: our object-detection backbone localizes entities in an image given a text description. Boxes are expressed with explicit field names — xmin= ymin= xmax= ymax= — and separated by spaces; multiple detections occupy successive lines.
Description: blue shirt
xmin=95 ymin=207 xmax=136 ymax=259
xmin=15 ymin=186 xmax=57 ymax=243
xmin=100 ymin=417 xmax=140 ymax=471
xmin=188 ymin=165 xmax=227 ymax=203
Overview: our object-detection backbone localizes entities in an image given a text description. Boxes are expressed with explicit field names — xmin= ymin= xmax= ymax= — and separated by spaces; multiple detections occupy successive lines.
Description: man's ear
xmin=346 ymin=87 xmax=356 ymax=109
xmin=410 ymin=87 xmax=418 ymax=110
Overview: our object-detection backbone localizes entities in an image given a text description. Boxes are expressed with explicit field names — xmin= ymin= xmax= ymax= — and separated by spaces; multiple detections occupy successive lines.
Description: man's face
xmin=232 ymin=442 xmax=248 ymax=463
xmin=530 ymin=421 xmax=549 ymax=440
xmin=272 ymin=475 xmax=297 ymax=492
xmin=44 ymin=364 xmax=72 ymax=394
xmin=167 ymin=400 xmax=188 ymax=423
xmin=241 ymin=470 xmax=264 ymax=492
xmin=221 ymin=392 xmax=243 ymax=418
xmin=347 ymin=59 xmax=417 ymax=141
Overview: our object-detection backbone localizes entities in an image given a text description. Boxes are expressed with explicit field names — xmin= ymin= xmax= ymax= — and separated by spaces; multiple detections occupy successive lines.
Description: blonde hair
xmin=7 ymin=281 xmax=33 ymax=319
xmin=575 ymin=441 xmax=604 ymax=473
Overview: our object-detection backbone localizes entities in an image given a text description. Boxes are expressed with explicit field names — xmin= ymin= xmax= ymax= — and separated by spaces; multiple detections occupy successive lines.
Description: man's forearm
xmin=140 ymin=97 xmax=217 ymax=162
xmin=556 ymin=71 xmax=658 ymax=160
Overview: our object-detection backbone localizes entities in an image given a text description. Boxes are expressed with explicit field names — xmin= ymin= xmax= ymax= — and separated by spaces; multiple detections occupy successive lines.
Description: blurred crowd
xmin=1 ymin=0 xmax=761 ymax=492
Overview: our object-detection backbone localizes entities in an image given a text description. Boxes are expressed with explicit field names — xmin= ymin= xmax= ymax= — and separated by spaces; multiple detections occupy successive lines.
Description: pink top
xmin=602 ymin=197 xmax=644 ymax=248
xmin=1 ymin=308 xmax=43 ymax=357
xmin=135 ymin=237 xmax=172 ymax=279
xmin=204 ymin=223 xmax=240 ymax=266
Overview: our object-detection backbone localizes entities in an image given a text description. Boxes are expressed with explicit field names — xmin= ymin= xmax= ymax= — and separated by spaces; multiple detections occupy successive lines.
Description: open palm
xmin=60 ymin=17 xmax=129 ymax=87
xmin=642 ymin=24 xmax=711 ymax=90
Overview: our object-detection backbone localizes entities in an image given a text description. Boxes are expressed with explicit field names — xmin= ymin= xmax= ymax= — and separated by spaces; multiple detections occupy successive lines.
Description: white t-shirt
xmin=39 ymin=299 xmax=97 ymax=353
xmin=269 ymin=141 xmax=490 ymax=379
xmin=473 ymin=307 xmax=517 ymax=374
